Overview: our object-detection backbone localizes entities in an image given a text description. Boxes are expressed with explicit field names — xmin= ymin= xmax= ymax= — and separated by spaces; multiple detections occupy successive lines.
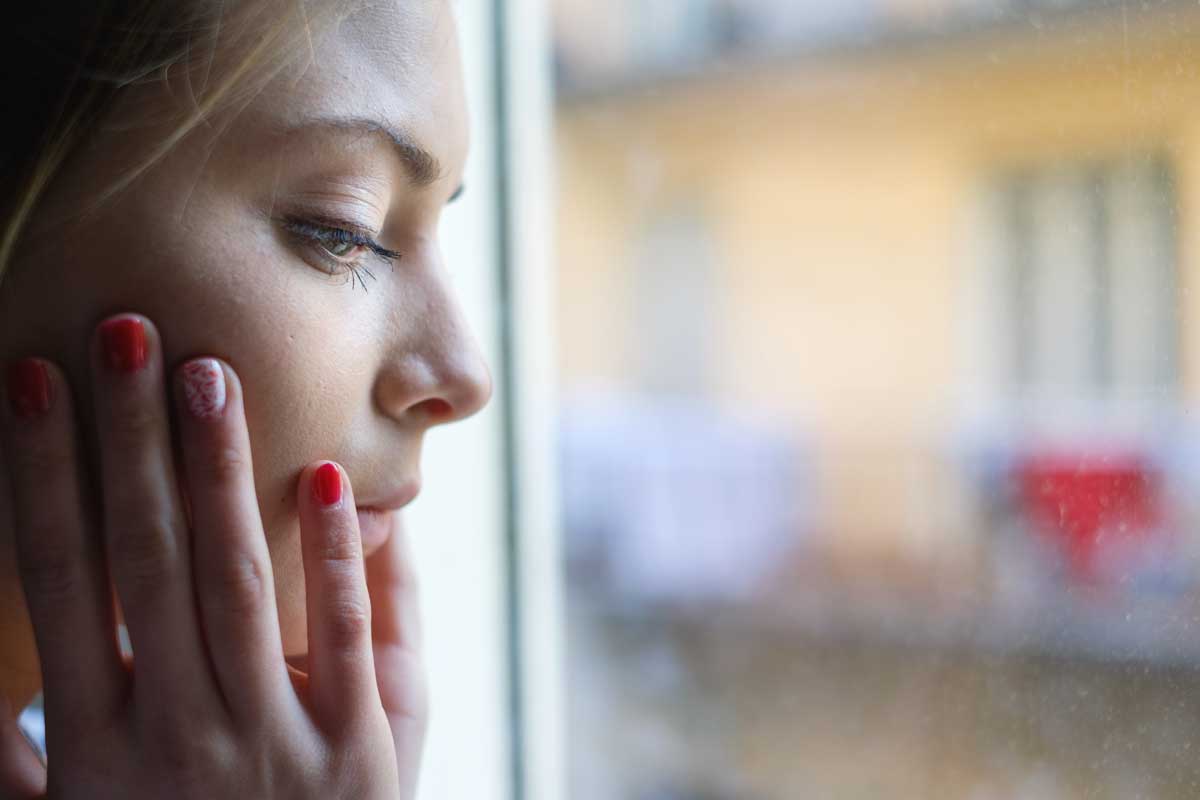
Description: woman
xmin=0 ymin=0 xmax=492 ymax=796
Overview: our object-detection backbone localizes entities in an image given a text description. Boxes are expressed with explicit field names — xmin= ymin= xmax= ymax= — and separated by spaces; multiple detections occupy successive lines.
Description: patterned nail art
xmin=182 ymin=359 xmax=226 ymax=420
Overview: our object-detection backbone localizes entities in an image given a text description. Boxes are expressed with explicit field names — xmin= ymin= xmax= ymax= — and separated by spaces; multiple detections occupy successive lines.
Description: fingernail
xmin=5 ymin=359 xmax=53 ymax=419
xmin=99 ymin=317 xmax=147 ymax=373
xmin=314 ymin=462 xmax=343 ymax=507
xmin=181 ymin=359 xmax=226 ymax=420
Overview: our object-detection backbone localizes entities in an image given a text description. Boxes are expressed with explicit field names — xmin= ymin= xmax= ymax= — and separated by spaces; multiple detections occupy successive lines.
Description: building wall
xmin=554 ymin=6 xmax=1200 ymax=569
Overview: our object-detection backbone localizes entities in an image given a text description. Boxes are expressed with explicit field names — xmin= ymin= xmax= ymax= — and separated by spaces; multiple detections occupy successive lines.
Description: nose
xmin=373 ymin=254 xmax=494 ymax=428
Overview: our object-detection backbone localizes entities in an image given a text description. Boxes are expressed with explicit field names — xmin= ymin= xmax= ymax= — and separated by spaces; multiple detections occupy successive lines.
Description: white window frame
xmin=413 ymin=2 xmax=563 ymax=799
xmin=961 ymin=153 xmax=1178 ymax=439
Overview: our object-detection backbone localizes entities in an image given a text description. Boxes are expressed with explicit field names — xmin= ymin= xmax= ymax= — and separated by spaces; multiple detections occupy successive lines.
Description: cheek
xmin=18 ymin=176 xmax=383 ymax=649
xmin=263 ymin=515 xmax=308 ymax=655
xmin=227 ymin=304 xmax=373 ymax=659
xmin=236 ymin=321 xmax=364 ymax=518
xmin=240 ymin=331 xmax=368 ymax=657
xmin=7 ymin=165 xmax=383 ymax=656
xmin=89 ymin=216 xmax=370 ymax=652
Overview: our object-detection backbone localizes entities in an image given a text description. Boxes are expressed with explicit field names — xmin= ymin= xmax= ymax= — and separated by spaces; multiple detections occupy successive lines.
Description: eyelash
xmin=277 ymin=215 xmax=403 ymax=292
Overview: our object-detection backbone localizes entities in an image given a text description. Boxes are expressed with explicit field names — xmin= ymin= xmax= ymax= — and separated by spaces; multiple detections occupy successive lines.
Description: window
xmin=995 ymin=155 xmax=1178 ymax=426
xmin=552 ymin=1 xmax=1200 ymax=797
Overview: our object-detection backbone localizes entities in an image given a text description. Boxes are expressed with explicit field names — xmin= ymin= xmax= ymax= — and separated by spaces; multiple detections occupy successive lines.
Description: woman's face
xmin=0 ymin=0 xmax=491 ymax=656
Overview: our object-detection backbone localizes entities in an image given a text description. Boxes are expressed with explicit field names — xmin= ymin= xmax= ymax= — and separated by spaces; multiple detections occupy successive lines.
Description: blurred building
xmin=554 ymin=5 xmax=1200 ymax=796
xmin=553 ymin=0 xmax=1200 ymax=610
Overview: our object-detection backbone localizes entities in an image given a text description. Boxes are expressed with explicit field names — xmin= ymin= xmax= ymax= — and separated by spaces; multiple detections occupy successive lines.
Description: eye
xmin=321 ymin=238 xmax=360 ymax=259
xmin=275 ymin=215 xmax=403 ymax=291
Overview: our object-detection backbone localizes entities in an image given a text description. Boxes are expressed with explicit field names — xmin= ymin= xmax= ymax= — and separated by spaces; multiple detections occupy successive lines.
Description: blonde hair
xmin=0 ymin=0 xmax=355 ymax=286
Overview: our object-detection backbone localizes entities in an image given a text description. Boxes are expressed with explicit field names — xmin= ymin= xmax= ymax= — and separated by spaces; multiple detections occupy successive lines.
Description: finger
xmin=297 ymin=461 xmax=378 ymax=731
xmin=1 ymin=358 xmax=124 ymax=732
xmin=364 ymin=515 xmax=428 ymax=793
xmin=0 ymin=696 xmax=45 ymax=799
xmin=365 ymin=515 xmax=425 ymax=712
xmin=365 ymin=512 xmax=422 ymax=654
xmin=173 ymin=358 xmax=294 ymax=722
xmin=90 ymin=314 xmax=211 ymax=704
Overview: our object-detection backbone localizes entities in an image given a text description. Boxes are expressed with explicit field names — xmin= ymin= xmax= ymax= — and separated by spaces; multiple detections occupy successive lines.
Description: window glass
xmin=553 ymin=2 xmax=1200 ymax=797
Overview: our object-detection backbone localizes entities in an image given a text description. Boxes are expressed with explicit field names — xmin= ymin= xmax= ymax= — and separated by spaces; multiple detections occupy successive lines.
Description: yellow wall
xmin=555 ymin=7 xmax=1200 ymax=567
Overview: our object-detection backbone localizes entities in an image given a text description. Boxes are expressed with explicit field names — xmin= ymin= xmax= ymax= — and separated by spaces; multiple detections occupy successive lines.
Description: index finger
xmin=297 ymin=461 xmax=379 ymax=732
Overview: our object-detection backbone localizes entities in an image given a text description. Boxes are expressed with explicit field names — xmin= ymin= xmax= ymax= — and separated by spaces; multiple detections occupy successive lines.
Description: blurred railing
xmin=562 ymin=403 xmax=1200 ymax=666
xmin=559 ymin=392 xmax=810 ymax=607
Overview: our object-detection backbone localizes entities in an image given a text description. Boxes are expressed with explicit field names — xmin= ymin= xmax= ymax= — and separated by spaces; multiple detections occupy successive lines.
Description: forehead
xmin=250 ymin=0 xmax=468 ymax=176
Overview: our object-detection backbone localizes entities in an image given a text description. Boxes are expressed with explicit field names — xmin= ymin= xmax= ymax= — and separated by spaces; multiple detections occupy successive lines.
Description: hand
xmin=0 ymin=313 xmax=426 ymax=798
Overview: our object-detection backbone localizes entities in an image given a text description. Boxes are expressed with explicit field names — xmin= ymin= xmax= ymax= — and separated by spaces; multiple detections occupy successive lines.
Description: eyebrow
xmin=279 ymin=114 xmax=455 ymax=193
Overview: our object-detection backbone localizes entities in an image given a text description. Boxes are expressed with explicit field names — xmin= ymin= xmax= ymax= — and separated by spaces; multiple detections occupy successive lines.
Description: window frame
xmin=413 ymin=2 xmax=562 ymax=798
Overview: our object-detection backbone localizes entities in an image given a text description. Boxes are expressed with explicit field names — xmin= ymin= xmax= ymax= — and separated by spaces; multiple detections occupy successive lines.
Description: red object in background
xmin=1014 ymin=453 xmax=1163 ymax=582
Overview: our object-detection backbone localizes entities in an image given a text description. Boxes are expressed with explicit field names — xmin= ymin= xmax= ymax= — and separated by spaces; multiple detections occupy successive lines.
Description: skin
xmin=0 ymin=0 xmax=491 ymax=725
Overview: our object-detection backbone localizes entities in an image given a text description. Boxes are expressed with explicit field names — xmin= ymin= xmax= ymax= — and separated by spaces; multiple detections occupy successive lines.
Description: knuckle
xmin=50 ymin=713 xmax=112 ymax=755
xmin=108 ymin=517 xmax=182 ymax=593
xmin=9 ymin=431 xmax=67 ymax=479
xmin=318 ymin=525 xmax=362 ymax=565
xmin=196 ymin=444 xmax=250 ymax=487
xmin=106 ymin=401 xmax=162 ymax=446
xmin=150 ymin=720 xmax=231 ymax=781
xmin=325 ymin=597 xmax=371 ymax=649
xmin=18 ymin=536 xmax=81 ymax=601
xmin=200 ymin=554 xmax=269 ymax=618
xmin=321 ymin=745 xmax=379 ymax=797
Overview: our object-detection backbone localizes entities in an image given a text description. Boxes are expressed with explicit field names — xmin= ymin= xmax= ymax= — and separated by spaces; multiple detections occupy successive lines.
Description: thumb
xmin=364 ymin=513 xmax=428 ymax=798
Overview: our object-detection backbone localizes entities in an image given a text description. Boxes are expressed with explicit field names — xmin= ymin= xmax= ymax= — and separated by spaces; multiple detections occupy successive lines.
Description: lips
xmin=355 ymin=478 xmax=422 ymax=514
xmin=353 ymin=479 xmax=420 ymax=556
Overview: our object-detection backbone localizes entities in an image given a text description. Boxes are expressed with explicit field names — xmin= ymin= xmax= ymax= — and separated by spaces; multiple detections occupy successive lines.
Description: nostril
xmin=420 ymin=398 xmax=454 ymax=421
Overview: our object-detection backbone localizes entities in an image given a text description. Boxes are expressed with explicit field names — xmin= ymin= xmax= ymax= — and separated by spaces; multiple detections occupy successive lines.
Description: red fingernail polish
xmin=5 ymin=359 xmax=52 ymax=419
xmin=314 ymin=463 xmax=343 ymax=507
xmin=99 ymin=317 xmax=147 ymax=373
